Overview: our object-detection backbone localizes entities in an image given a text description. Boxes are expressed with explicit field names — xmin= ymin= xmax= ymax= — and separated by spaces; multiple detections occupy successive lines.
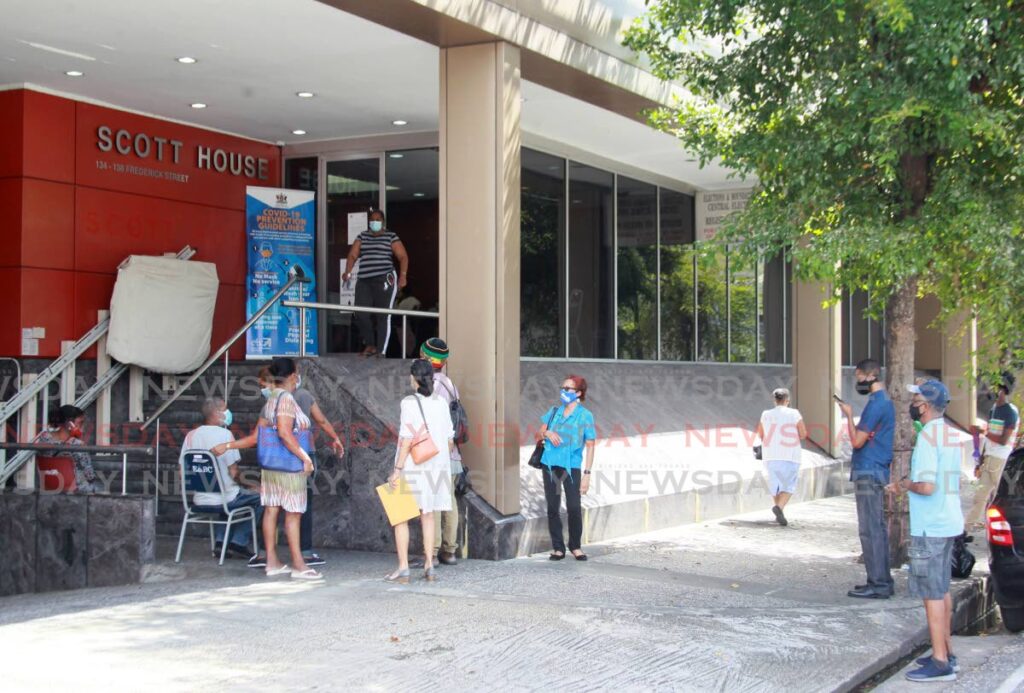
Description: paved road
xmin=0 ymin=495 xmax=987 ymax=692
xmin=875 ymin=632 xmax=1024 ymax=692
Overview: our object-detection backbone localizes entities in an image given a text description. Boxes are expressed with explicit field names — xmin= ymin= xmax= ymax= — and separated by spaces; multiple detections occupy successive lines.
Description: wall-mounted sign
xmin=96 ymin=125 xmax=270 ymax=180
xmin=696 ymin=188 xmax=752 ymax=241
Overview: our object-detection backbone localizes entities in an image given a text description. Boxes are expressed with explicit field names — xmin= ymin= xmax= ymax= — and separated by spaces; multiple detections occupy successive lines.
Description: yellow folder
xmin=376 ymin=479 xmax=421 ymax=526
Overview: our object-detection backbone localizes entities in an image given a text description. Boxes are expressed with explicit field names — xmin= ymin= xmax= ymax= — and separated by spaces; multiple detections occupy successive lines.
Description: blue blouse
xmin=539 ymin=403 xmax=596 ymax=470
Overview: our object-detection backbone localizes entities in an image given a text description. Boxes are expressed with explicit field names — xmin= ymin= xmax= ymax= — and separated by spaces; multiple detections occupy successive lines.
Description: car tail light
xmin=988 ymin=507 xmax=1014 ymax=547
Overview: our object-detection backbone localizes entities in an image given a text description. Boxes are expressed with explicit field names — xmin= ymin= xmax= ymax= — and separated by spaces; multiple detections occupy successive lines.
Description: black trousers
xmin=354 ymin=271 xmax=397 ymax=352
xmin=543 ymin=467 xmax=583 ymax=552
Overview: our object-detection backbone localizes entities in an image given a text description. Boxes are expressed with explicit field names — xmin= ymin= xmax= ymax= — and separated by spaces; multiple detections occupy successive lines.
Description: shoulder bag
xmin=439 ymin=379 xmax=470 ymax=445
xmin=257 ymin=394 xmax=313 ymax=473
xmin=409 ymin=395 xmax=440 ymax=465
xmin=528 ymin=407 xmax=558 ymax=470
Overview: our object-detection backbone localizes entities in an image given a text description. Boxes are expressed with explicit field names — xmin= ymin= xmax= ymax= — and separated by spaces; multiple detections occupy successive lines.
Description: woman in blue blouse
xmin=538 ymin=374 xmax=597 ymax=560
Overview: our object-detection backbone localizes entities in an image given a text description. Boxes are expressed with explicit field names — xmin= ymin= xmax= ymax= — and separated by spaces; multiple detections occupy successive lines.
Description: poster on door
xmin=245 ymin=186 xmax=319 ymax=358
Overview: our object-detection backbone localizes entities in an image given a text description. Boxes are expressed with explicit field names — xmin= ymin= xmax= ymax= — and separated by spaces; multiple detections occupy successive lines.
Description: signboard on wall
xmin=696 ymin=188 xmax=752 ymax=241
xmin=245 ymin=187 xmax=318 ymax=358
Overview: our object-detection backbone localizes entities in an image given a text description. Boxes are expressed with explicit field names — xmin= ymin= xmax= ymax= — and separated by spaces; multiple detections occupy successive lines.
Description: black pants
xmin=543 ymin=467 xmax=582 ymax=553
xmin=354 ymin=272 xmax=397 ymax=352
xmin=855 ymin=476 xmax=893 ymax=592
xmin=300 ymin=485 xmax=313 ymax=552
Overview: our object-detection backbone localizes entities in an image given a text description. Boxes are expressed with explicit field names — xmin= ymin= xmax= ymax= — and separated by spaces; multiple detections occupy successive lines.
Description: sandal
xmin=424 ymin=566 xmax=437 ymax=582
xmin=290 ymin=568 xmax=324 ymax=581
xmin=549 ymin=551 xmax=565 ymax=561
xmin=384 ymin=568 xmax=410 ymax=584
xmin=265 ymin=564 xmax=290 ymax=577
xmin=571 ymin=551 xmax=588 ymax=561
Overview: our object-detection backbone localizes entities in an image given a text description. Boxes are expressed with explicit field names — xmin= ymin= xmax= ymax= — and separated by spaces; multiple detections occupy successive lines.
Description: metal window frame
xmin=612 ymin=173 xmax=619 ymax=359
xmin=655 ymin=186 xmax=662 ymax=361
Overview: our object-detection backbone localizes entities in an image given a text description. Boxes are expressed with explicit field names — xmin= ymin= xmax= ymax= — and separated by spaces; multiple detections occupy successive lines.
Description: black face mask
xmin=856 ymin=378 xmax=876 ymax=396
xmin=909 ymin=402 xmax=924 ymax=422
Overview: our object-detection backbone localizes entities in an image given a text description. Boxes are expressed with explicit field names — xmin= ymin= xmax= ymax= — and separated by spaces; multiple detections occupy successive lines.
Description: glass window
xmin=385 ymin=148 xmax=439 ymax=357
xmin=568 ymin=162 xmax=615 ymax=359
xmin=325 ymin=158 xmax=380 ymax=353
xmin=843 ymin=290 xmax=883 ymax=366
xmin=521 ymin=149 xmax=566 ymax=357
xmin=761 ymin=252 xmax=790 ymax=363
xmin=616 ymin=177 xmax=658 ymax=360
xmin=697 ymin=249 xmax=729 ymax=362
xmin=729 ymin=251 xmax=758 ymax=362
xmin=659 ymin=189 xmax=696 ymax=361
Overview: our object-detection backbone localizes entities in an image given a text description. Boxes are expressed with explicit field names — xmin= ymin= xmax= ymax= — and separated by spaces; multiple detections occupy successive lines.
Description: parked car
xmin=987 ymin=447 xmax=1024 ymax=632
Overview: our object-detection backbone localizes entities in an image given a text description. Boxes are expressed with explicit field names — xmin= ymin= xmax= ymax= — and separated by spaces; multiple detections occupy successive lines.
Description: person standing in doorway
xmin=342 ymin=209 xmax=410 ymax=358
xmin=890 ymin=379 xmax=962 ymax=682
xmin=756 ymin=388 xmax=808 ymax=526
xmin=837 ymin=358 xmax=896 ymax=599
xmin=967 ymin=373 xmax=1019 ymax=530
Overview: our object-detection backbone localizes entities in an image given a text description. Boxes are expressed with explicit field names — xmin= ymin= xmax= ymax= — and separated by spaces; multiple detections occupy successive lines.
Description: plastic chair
xmin=37 ymin=456 xmax=78 ymax=493
xmin=176 ymin=449 xmax=258 ymax=565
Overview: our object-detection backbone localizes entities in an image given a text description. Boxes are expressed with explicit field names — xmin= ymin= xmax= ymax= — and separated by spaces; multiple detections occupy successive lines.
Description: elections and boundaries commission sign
xmin=245 ymin=187 xmax=318 ymax=358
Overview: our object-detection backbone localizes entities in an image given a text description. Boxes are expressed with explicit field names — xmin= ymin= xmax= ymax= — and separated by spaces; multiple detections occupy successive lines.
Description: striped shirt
xmin=357 ymin=229 xmax=399 ymax=279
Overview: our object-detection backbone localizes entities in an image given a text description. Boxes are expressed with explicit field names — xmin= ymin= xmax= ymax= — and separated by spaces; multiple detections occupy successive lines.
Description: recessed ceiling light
xmin=413 ymin=192 xmax=425 ymax=198
xmin=392 ymin=119 xmax=408 ymax=126
xmin=190 ymin=103 xmax=207 ymax=109
xmin=176 ymin=56 xmax=197 ymax=64
xmin=64 ymin=70 xmax=84 ymax=77
xmin=389 ymin=153 xmax=404 ymax=159
xmin=296 ymin=91 xmax=315 ymax=98
xmin=292 ymin=129 xmax=307 ymax=135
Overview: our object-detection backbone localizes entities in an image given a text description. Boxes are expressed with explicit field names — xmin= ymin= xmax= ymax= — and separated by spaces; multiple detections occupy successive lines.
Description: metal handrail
xmin=140 ymin=268 xmax=311 ymax=430
xmin=283 ymin=299 xmax=439 ymax=357
xmin=0 ymin=442 xmax=154 ymax=455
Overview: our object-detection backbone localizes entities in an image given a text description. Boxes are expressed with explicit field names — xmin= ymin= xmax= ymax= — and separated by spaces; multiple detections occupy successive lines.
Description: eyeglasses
xmin=562 ymin=386 xmax=579 ymax=392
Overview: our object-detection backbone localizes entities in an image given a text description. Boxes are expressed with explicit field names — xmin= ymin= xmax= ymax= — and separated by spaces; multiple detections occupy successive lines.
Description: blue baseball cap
xmin=906 ymin=379 xmax=950 ymax=408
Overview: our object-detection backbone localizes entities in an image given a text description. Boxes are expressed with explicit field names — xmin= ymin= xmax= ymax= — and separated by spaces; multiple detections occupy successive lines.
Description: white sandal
xmin=291 ymin=568 xmax=324 ymax=581
xmin=265 ymin=564 xmax=290 ymax=577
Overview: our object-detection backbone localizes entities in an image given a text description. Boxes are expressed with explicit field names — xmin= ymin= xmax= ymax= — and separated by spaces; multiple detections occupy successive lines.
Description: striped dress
xmin=356 ymin=229 xmax=399 ymax=279
xmin=259 ymin=389 xmax=312 ymax=512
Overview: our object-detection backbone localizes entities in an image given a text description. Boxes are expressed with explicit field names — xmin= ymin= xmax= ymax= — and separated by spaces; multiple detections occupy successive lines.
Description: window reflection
xmin=616 ymin=177 xmax=658 ymax=360
xmin=659 ymin=190 xmax=696 ymax=361
xmin=521 ymin=150 xmax=566 ymax=357
xmin=568 ymin=162 xmax=614 ymax=359
xmin=729 ymin=250 xmax=758 ymax=362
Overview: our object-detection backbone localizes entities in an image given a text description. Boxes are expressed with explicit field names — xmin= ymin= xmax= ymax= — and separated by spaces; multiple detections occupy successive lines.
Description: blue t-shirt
xmin=851 ymin=390 xmax=895 ymax=483
xmin=909 ymin=418 xmax=965 ymax=538
xmin=539 ymin=403 xmax=596 ymax=470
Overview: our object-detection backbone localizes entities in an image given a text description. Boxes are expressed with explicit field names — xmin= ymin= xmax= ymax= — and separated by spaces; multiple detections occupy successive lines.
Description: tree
xmin=625 ymin=0 xmax=1024 ymax=561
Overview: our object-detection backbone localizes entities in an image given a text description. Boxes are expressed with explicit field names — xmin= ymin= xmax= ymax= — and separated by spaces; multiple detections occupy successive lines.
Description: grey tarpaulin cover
xmin=107 ymin=255 xmax=219 ymax=373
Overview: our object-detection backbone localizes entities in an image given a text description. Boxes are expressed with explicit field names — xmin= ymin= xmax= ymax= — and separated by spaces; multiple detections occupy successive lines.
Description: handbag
xmin=257 ymin=394 xmax=314 ymax=473
xmin=409 ymin=395 xmax=439 ymax=465
xmin=528 ymin=407 xmax=558 ymax=470
xmin=753 ymin=445 xmax=762 ymax=460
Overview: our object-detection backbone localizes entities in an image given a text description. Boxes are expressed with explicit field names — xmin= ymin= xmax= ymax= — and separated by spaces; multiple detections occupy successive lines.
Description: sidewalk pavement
xmin=0 ymin=493 xmax=988 ymax=692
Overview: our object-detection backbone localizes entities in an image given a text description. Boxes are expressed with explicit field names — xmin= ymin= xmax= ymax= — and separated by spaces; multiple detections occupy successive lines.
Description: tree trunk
xmin=884 ymin=276 xmax=917 ymax=566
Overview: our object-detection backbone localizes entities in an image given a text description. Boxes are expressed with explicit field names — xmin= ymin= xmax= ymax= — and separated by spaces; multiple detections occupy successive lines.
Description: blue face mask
xmin=369 ymin=220 xmax=383 ymax=232
xmin=222 ymin=409 xmax=233 ymax=427
xmin=560 ymin=389 xmax=579 ymax=404
xmin=260 ymin=387 xmax=271 ymax=399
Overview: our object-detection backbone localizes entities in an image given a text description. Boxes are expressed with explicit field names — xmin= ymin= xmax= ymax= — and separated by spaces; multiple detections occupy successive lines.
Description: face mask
xmin=260 ymin=387 xmax=272 ymax=399
xmin=222 ymin=409 xmax=233 ymax=427
xmin=909 ymin=402 xmax=924 ymax=422
xmin=855 ymin=378 xmax=876 ymax=396
xmin=369 ymin=220 xmax=383 ymax=232
xmin=295 ymin=375 xmax=302 ymax=389
xmin=560 ymin=389 xmax=579 ymax=404
xmin=68 ymin=422 xmax=83 ymax=439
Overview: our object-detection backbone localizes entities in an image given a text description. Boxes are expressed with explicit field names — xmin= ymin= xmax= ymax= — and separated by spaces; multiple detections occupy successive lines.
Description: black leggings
xmin=543 ymin=467 xmax=582 ymax=552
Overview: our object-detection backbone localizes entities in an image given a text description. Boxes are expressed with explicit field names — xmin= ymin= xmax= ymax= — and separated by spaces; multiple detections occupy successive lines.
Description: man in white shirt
xmin=756 ymin=388 xmax=808 ymax=526
xmin=181 ymin=397 xmax=261 ymax=558
xmin=967 ymin=373 xmax=1020 ymax=529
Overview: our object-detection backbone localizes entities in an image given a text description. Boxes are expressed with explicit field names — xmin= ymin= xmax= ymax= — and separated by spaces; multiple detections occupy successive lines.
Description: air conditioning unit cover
xmin=107 ymin=256 xmax=220 ymax=373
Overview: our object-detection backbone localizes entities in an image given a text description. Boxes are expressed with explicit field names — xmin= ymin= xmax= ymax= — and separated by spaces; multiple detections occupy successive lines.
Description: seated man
xmin=182 ymin=397 xmax=261 ymax=558
xmin=35 ymin=404 xmax=99 ymax=493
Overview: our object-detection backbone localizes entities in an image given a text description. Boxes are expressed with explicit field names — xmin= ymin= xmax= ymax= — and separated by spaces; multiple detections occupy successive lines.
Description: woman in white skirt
xmin=756 ymin=387 xmax=808 ymax=527
xmin=386 ymin=359 xmax=455 ymax=583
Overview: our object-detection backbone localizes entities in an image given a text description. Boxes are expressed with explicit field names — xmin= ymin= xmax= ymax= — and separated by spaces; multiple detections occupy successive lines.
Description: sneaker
xmin=905 ymin=658 xmax=956 ymax=682
xmin=247 ymin=554 xmax=267 ymax=569
xmin=771 ymin=505 xmax=788 ymax=526
xmin=303 ymin=552 xmax=326 ymax=567
xmin=915 ymin=654 xmax=960 ymax=673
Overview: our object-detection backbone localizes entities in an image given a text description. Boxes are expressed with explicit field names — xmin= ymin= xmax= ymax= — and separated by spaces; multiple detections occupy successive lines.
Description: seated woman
xmin=34 ymin=404 xmax=99 ymax=493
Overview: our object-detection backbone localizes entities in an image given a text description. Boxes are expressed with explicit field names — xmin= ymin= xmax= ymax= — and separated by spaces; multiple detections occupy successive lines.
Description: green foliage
xmin=625 ymin=0 xmax=1024 ymax=371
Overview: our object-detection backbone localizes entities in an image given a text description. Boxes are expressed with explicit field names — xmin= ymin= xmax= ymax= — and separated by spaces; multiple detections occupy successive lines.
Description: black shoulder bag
xmin=528 ymin=407 xmax=558 ymax=470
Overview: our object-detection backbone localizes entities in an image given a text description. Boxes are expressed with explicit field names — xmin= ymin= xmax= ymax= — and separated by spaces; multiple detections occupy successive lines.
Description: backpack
xmin=438 ymin=379 xmax=469 ymax=445
xmin=951 ymin=532 xmax=976 ymax=579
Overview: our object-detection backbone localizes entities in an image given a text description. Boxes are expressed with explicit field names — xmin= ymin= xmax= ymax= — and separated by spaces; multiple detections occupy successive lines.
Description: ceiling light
xmin=292 ymin=129 xmax=307 ymax=135
xmin=389 ymin=153 xmax=404 ymax=159
xmin=24 ymin=41 xmax=95 ymax=61
xmin=392 ymin=119 xmax=408 ymax=126
xmin=176 ymin=56 xmax=197 ymax=64
xmin=190 ymin=103 xmax=207 ymax=109
xmin=296 ymin=91 xmax=315 ymax=98
xmin=413 ymin=192 xmax=425 ymax=198
xmin=64 ymin=70 xmax=84 ymax=77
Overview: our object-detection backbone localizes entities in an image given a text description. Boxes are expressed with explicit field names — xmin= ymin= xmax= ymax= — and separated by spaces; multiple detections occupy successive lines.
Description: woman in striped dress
xmin=342 ymin=208 xmax=410 ymax=357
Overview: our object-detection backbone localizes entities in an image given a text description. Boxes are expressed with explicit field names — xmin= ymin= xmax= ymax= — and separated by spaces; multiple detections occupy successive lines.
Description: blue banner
xmin=245 ymin=186 xmax=318 ymax=358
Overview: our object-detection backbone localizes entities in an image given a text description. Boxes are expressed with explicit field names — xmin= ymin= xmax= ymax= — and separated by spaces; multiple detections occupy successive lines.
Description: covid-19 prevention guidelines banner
xmin=245 ymin=186 xmax=318 ymax=358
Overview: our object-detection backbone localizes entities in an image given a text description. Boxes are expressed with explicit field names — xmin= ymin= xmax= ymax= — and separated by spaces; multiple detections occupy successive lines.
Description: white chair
xmin=176 ymin=449 xmax=258 ymax=565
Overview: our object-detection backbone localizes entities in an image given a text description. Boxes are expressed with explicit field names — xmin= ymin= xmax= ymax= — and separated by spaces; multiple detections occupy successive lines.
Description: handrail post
xmin=299 ymin=281 xmax=307 ymax=358
xmin=402 ymin=315 xmax=408 ymax=357
xmin=155 ymin=418 xmax=161 ymax=513
xmin=122 ymin=452 xmax=127 ymax=496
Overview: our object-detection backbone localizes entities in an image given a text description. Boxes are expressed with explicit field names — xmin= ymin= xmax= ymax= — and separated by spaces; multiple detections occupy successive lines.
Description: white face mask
xmin=296 ymin=375 xmax=302 ymax=389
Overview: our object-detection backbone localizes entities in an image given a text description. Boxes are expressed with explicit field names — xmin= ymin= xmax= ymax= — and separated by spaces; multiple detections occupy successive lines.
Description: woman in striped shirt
xmin=343 ymin=209 xmax=410 ymax=357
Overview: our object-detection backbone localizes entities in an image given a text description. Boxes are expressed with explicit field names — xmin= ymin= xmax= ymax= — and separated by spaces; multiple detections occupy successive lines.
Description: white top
xmin=398 ymin=393 xmax=454 ymax=512
xmin=182 ymin=425 xmax=241 ymax=506
xmin=985 ymin=403 xmax=1020 ymax=460
xmin=759 ymin=405 xmax=804 ymax=464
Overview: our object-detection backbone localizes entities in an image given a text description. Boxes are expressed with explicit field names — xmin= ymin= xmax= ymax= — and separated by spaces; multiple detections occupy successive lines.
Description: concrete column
xmin=792 ymin=280 xmax=842 ymax=457
xmin=941 ymin=312 xmax=977 ymax=428
xmin=439 ymin=42 xmax=522 ymax=515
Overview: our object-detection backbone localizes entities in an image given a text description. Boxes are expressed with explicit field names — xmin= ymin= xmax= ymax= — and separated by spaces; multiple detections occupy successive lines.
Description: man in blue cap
xmin=890 ymin=379 xmax=963 ymax=683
